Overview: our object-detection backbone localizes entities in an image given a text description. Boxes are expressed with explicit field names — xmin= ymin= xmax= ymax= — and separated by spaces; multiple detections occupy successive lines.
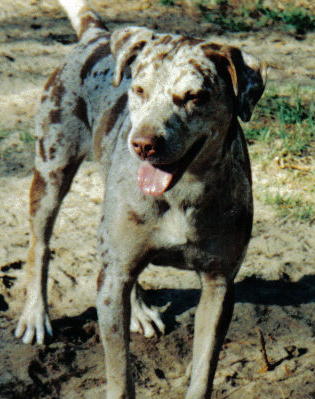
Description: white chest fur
xmin=153 ymin=206 xmax=195 ymax=247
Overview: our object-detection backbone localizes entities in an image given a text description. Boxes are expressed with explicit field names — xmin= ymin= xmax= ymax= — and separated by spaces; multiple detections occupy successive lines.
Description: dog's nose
xmin=132 ymin=135 xmax=158 ymax=160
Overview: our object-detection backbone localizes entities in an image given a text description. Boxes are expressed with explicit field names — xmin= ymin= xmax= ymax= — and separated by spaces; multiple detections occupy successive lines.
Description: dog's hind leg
xmin=130 ymin=282 xmax=165 ymax=338
xmin=15 ymin=152 xmax=86 ymax=344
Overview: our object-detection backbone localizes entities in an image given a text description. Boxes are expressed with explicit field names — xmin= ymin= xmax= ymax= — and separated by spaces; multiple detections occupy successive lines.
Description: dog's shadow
xmin=143 ymin=274 xmax=315 ymax=333
xmin=51 ymin=274 xmax=315 ymax=340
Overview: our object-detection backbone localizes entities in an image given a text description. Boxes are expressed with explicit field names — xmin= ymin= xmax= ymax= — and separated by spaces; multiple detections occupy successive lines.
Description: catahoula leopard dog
xmin=15 ymin=0 xmax=267 ymax=397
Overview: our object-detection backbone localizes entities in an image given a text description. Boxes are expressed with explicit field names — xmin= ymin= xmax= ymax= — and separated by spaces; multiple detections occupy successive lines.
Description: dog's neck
xmin=187 ymin=115 xmax=238 ymax=178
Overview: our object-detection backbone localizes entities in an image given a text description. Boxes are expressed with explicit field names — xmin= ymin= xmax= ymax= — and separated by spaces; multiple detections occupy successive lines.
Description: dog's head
xmin=111 ymin=27 xmax=267 ymax=196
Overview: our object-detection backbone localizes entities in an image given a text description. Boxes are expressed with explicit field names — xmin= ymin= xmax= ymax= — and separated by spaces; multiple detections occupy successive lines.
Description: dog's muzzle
xmin=135 ymin=136 xmax=207 ymax=197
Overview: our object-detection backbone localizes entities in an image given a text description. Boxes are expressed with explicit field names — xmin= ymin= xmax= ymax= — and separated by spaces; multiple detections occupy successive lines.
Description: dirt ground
xmin=0 ymin=1 xmax=314 ymax=398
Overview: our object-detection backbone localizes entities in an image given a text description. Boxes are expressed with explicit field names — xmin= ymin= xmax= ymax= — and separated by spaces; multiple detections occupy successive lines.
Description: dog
xmin=15 ymin=0 xmax=267 ymax=397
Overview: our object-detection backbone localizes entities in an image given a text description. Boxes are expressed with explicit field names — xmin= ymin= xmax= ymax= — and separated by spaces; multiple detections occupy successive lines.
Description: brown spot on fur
xmin=156 ymin=52 xmax=168 ymax=61
xmin=48 ymin=156 xmax=85 ymax=202
xmin=128 ymin=210 xmax=145 ymax=225
xmin=133 ymin=61 xmax=149 ymax=77
xmin=112 ymin=324 xmax=118 ymax=333
xmin=73 ymin=97 xmax=90 ymax=129
xmin=87 ymin=33 xmax=110 ymax=46
xmin=30 ymin=170 xmax=46 ymax=216
xmin=49 ymin=170 xmax=59 ymax=185
xmin=93 ymin=93 xmax=128 ymax=159
xmin=188 ymin=59 xmax=213 ymax=89
xmin=59 ymin=156 xmax=85 ymax=199
xmin=172 ymin=94 xmax=185 ymax=107
xmin=44 ymin=68 xmax=60 ymax=91
xmin=112 ymin=31 xmax=133 ymax=54
xmin=97 ymin=268 xmax=105 ymax=292
xmin=80 ymin=43 xmax=111 ymax=83
xmin=78 ymin=12 xmax=108 ymax=39
xmin=173 ymin=89 xmax=210 ymax=108
xmin=52 ymin=82 xmax=65 ymax=107
xmin=200 ymin=42 xmax=223 ymax=52
xmin=204 ymin=51 xmax=236 ymax=97
xmin=49 ymin=146 xmax=56 ymax=160
xmin=183 ymin=37 xmax=203 ymax=46
xmin=104 ymin=298 xmax=111 ymax=305
xmin=38 ymin=138 xmax=47 ymax=162
xmin=40 ymin=115 xmax=50 ymax=134
xmin=41 ymin=95 xmax=48 ymax=103
xmin=155 ymin=35 xmax=172 ymax=45
xmin=49 ymin=109 xmax=61 ymax=124
xmin=159 ymin=35 xmax=201 ymax=50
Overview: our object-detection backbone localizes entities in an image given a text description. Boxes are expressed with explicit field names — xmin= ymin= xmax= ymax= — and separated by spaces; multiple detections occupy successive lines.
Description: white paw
xmin=130 ymin=295 xmax=165 ymax=338
xmin=15 ymin=302 xmax=53 ymax=344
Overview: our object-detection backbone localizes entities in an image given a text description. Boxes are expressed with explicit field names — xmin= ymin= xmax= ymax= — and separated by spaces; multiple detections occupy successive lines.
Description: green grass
xmin=264 ymin=192 xmax=314 ymax=221
xmin=255 ymin=6 xmax=315 ymax=34
xmin=19 ymin=131 xmax=35 ymax=144
xmin=0 ymin=130 xmax=11 ymax=141
xmin=158 ymin=1 xmax=315 ymax=34
xmin=244 ymin=88 xmax=315 ymax=159
xmin=245 ymin=87 xmax=314 ymax=222
xmin=158 ymin=1 xmax=315 ymax=33
xmin=0 ymin=128 xmax=35 ymax=144
xmin=199 ymin=2 xmax=252 ymax=32
xmin=198 ymin=1 xmax=315 ymax=33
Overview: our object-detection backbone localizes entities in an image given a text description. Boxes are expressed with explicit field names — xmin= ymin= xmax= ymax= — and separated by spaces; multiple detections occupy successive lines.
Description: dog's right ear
xmin=110 ymin=27 xmax=153 ymax=87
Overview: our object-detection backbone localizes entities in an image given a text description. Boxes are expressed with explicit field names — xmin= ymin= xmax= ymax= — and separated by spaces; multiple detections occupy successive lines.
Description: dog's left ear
xmin=203 ymin=44 xmax=267 ymax=122
xmin=110 ymin=27 xmax=153 ymax=87
xmin=226 ymin=48 xmax=267 ymax=121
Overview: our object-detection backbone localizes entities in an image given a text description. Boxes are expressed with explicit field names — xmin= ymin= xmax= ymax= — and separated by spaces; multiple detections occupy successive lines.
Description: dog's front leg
xmin=97 ymin=263 xmax=136 ymax=399
xmin=185 ymin=272 xmax=234 ymax=399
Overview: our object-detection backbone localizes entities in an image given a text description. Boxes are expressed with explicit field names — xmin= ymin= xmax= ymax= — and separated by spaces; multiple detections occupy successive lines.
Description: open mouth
xmin=137 ymin=136 xmax=207 ymax=196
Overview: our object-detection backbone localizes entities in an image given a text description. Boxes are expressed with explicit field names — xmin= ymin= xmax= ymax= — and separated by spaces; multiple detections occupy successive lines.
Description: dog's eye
xmin=173 ymin=90 xmax=210 ymax=108
xmin=132 ymin=86 xmax=145 ymax=96
xmin=185 ymin=90 xmax=210 ymax=107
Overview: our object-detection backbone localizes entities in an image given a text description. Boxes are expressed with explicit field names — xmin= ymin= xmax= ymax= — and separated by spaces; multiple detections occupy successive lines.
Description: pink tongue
xmin=138 ymin=162 xmax=174 ymax=196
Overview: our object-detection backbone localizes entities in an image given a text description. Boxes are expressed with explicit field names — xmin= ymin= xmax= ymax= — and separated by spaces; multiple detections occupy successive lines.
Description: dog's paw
xmin=130 ymin=299 xmax=165 ymax=338
xmin=15 ymin=302 xmax=53 ymax=344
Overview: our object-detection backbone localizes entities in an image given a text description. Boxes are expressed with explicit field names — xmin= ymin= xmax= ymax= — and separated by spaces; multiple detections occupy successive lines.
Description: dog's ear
xmin=225 ymin=48 xmax=267 ymax=121
xmin=203 ymin=44 xmax=267 ymax=122
xmin=110 ymin=27 xmax=153 ymax=87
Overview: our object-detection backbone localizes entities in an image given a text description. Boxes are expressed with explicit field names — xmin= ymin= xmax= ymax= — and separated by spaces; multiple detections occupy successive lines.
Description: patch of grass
xmin=0 ymin=127 xmax=35 ymax=145
xmin=0 ymin=129 xmax=11 ymax=141
xmin=199 ymin=1 xmax=251 ymax=32
xmin=198 ymin=1 xmax=315 ymax=33
xmin=19 ymin=131 xmax=35 ymax=144
xmin=244 ymin=127 xmax=270 ymax=142
xmin=256 ymin=93 xmax=313 ymax=124
xmin=256 ymin=6 xmax=315 ymax=34
xmin=264 ymin=192 xmax=314 ymax=222
xmin=244 ymin=89 xmax=315 ymax=158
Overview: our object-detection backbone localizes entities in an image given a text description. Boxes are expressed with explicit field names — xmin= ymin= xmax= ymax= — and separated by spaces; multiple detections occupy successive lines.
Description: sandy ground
xmin=0 ymin=1 xmax=315 ymax=398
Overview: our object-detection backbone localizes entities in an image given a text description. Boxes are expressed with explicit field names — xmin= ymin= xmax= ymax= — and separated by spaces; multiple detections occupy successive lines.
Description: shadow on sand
xmin=50 ymin=274 xmax=315 ymax=340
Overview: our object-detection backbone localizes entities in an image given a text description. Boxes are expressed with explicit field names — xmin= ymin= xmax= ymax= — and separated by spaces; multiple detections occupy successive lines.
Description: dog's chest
xmin=150 ymin=179 xmax=206 ymax=247
xmin=153 ymin=205 xmax=195 ymax=247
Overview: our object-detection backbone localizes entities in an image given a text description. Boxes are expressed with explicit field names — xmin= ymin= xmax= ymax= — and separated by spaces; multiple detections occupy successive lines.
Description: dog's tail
xmin=58 ymin=0 xmax=107 ymax=39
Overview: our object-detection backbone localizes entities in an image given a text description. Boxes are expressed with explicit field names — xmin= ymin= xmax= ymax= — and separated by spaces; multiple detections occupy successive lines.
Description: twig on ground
xmin=257 ymin=327 xmax=273 ymax=372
